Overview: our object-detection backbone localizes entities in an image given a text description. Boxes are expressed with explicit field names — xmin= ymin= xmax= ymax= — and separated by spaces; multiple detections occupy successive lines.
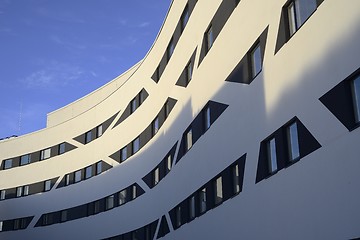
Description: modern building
xmin=1 ymin=0 xmax=360 ymax=239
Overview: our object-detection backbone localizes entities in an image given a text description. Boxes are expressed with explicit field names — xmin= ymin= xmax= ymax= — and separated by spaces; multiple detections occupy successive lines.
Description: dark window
xmin=13 ymin=219 xmax=20 ymax=230
xmin=130 ymin=98 xmax=137 ymax=113
xmin=97 ymin=125 xmax=103 ymax=138
xmin=205 ymin=26 xmax=214 ymax=52
xmin=204 ymin=106 xmax=211 ymax=130
xmin=166 ymin=155 xmax=172 ymax=174
xmin=20 ymin=154 xmax=31 ymax=165
xmin=214 ymin=176 xmax=223 ymax=205
xmin=74 ymin=170 xmax=82 ymax=183
xmin=132 ymin=137 xmax=140 ymax=154
xmin=199 ymin=188 xmax=207 ymax=214
xmin=154 ymin=167 xmax=160 ymax=186
xmin=106 ymin=195 xmax=115 ymax=210
xmin=85 ymin=131 xmax=92 ymax=144
xmin=96 ymin=162 xmax=102 ymax=175
xmin=286 ymin=0 xmax=317 ymax=36
xmin=287 ymin=122 xmax=300 ymax=161
xmin=23 ymin=185 xmax=29 ymax=196
xmin=181 ymin=5 xmax=190 ymax=31
xmin=0 ymin=190 xmax=5 ymax=200
xmin=16 ymin=187 xmax=23 ymax=197
xmin=186 ymin=61 xmax=193 ymax=84
xmin=175 ymin=205 xmax=181 ymax=227
xmin=189 ymin=195 xmax=196 ymax=219
xmin=250 ymin=43 xmax=262 ymax=78
xmin=119 ymin=189 xmax=127 ymax=205
xmin=152 ymin=117 xmax=159 ymax=135
xmin=267 ymin=137 xmax=278 ymax=173
xmin=60 ymin=210 xmax=67 ymax=222
xmin=121 ymin=147 xmax=128 ymax=162
xmin=3 ymin=159 xmax=12 ymax=169
xmin=132 ymin=185 xmax=137 ymax=200
xmin=58 ymin=143 xmax=66 ymax=155
xmin=351 ymin=75 xmax=360 ymax=123
xmin=94 ymin=201 xmax=100 ymax=214
xmin=44 ymin=180 xmax=51 ymax=191
xmin=232 ymin=164 xmax=240 ymax=194
xmin=65 ymin=174 xmax=70 ymax=186
xmin=0 ymin=221 xmax=3 ymax=232
xmin=40 ymin=148 xmax=51 ymax=160
xmin=85 ymin=166 xmax=92 ymax=179
xmin=185 ymin=128 xmax=193 ymax=150
xmin=167 ymin=38 xmax=175 ymax=60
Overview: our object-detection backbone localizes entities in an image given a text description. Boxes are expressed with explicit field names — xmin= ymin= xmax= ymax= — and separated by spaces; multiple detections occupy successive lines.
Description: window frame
xmin=167 ymin=38 xmax=175 ymax=61
xmin=250 ymin=42 xmax=262 ymax=79
xmin=287 ymin=121 xmax=300 ymax=162
xmin=205 ymin=25 xmax=214 ymax=52
xmin=44 ymin=180 xmax=51 ymax=192
xmin=85 ymin=131 xmax=92 ymax=144
xmin=74 ymin=170 xmax=82 ymax=183
xmin=20 ymin=154 xmax=31 ymax=166
xmin=40 ymin=148 xmax=51 ymax=160
xmin=351 ymin=75 xmax=360 ymax=124
xmin=96 ymin=125 xmax=103 ymax=138
xmin=132 ymin=137 xmax=140 ymax=154
xmin=181 ymin=5 xmax=190 ymax=31
xmin=58 ymin=142 xmax=66 ymax=155
xmin=85 ymin=166 xmax=92 ymax=179
xmin=3 ymin=159 xmax=12 ymax=170
xmin=0 ymin=190 xmax=5 ymax=200
xmin=267 ymin=137 xmax=278 ymax=174
xmin=185 ymin=128 xmax=193 ymax=151
xmin=96 ymin=161 xmax=102 ymax=175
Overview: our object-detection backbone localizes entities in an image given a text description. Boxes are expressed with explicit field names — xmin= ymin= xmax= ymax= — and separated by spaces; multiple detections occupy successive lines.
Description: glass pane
xmin=189 ymin=196 xmax=195 ymax=219
xmin=186 ymin=129 xmax=193 ymax=150
xmin=200 ymin=188 xmax=207 ymax=213
xmin=96 ymin=162 xmax=102 ymax=175
xmin=352 ymin=76 xmax=360 ymax=123
xmin=131 ymin=98 xmax=137 ymax=113
xmin=296 ymin=0 xmax=317 ymax=27
xmin=187 ymin=62 xmax=193 ymax=82
xmin=176 ymin=206 xmax=181 ymax=226
xmin=154 ymin=167 xmax=160 ymax=185
xmin=121 ymin=147 xmax=127 ymax=162
xmin=4 ymin=159 xmax=12 ymax=169
xmin=106 ymin=195 xmax=114 ymax=210
xmin=61 ymin=210 xmax=67 ymax=222
xmin=0 ymin=190 xmax=5 ymax=200
xmin=288 ymin=122 xmax=300 ymax=161
xmin=251 ymin=44 xmax=262 ymax=78
xmin=132 ymin=185 xmax=137 ymax=199
xmin=41 ymin=148 xmax=51 ymax=160
xmin=45 ymin=180 xmax=51 ymax=191
xmin=20 ymin=155 xmax=30 ymax=165
xmin=59 ymin=143 xmax=66 ymax=154
xmin=233 ymin=164 xmax=240 ymax=194
xmin=288 ymin=2 xmax=297 ymax=36
xmin=16 ymin=187 xmax=22 ymax=197
xmin=23 ymin=186 xmax=29 ymax=196
xmin=133 ymin=138 xmax=140 ymax=154
xmin=65 ymin=174 xmax=70 ymax=186
xmin=85 ymin=131 xmax=92 ymax=143
xmin=267 ymin=138 xmax=278 ymax=173
xmin=119 ymin=190 xmax=127 ymax=205
xmin=85 ymin=166 xmax=92 ymax=179
xmin=75 ymin=171 xmax=82 ymax=183
xmin=153 ymin=117 xmax=159 ymax=135
xmin=97 ymin=125 xmax=103 ymax=137
xmin=181 ymin=7 xmax=189 ymax=30
xmin=166 ymin=155 xmax=172 ymax=173
xmin=215 ymin=177 xmax=223 ymax=204
xmin=207 ymin=26 xmax=214 ymax=50
xmin=205 ymin=107 xmax=211 ymax=130
xmin=0 ymin=221 xmax=3 ymax=232
xmin=167 ymin=39 xmax=175 ymax=60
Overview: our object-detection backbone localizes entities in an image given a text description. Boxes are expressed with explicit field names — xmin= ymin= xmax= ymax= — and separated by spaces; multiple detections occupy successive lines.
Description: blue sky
xmin=0 ymin=0 xmax=171 ymax=138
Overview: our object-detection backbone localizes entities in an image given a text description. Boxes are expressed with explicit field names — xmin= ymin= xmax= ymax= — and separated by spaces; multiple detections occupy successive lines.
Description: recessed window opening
xmin=186 ymin=128 xmax=193 ymax=150
xmin=233 ymin=164 xmax=240 ymax=194
xmin=3 ymin=159 xmax=12 ymax=169
xmin=287 ymin=122 xmax=300 ymax=161
xmin=58 ymin=143 xmax=66 ymax=155
xmin=97 ymin=125 xmax=103 ymax=138
xmin=199 ymin=188 xmax=207 ymax=214
xmin=20 ymin=154 xmax=31 ymax=166
xmin=215 ymin=176 xmax=223 ymax=205
xmin=85 ymin=131 xmax=92 ymax=144
xmin=121 ymin=147 xmax=127 ymax=162
xmin=40 ymin=148 xmax=51 ymax=160
xmin=44 ymin=180 xmax=51 ymax=192
xmin=287 ymin=0 xmax=317 ymax=36
xmin=132 ymin=137 xmax=140 ymax=154
xmin=267 ymin=137 xmax=278 ymax=173
xmin=181 ymin=5 xmax=190 ymax=31
xmin=206 ymin=26 xmax=214 ymax=52
xmin=251 ymin=43 xmax=262 ymax=78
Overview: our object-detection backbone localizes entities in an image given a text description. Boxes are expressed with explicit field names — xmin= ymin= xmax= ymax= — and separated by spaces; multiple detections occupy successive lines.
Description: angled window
xmin=152 ymin=117 xmax=159 ymax=135
xmin=167 ymin=38 xmax=175 ymax=61
xmin=65 ymin=174 xmax=70 ymax=186
xmin=40 ymin=148 xmax=51 ymax=160
xmin=85 ymin=131 xmax=92 ymax=144
xmin=0 ymin=190 xmax=5 ymax=200
xmin=189 ymin=195 xmax=196 ymax=219
xmin=3 ymin=159 xmax=12 ymax=170
xmin=85 ymin=166 xmax=92 ymax=179
xmin=205 ymin=106 xmax=211 ymax=130
xmin=60 ymin=210 xmax=67 ymax=222
xmin=186 ymin=128 xmax=193 ymax=151
xmin=176 ymin=205 xmax=182 ymax=227
xmin=287 ymin=122 xmax=300 ymax=161
xmin=106 ymin=195 xmax=114 ymax=210
xmin=166 ymin=155 xmax=172 ymax=173
xmin=16 ymin=186 xmax=23 ymax=197
xmin=132 ymin=137 xmax=140 ymax=154
xmin=121 ymin=147 xmax=128 ymax=162
xmin=205 ymin=25 xmax=214 ymax=52
xmin=130 ymin=98 xmax=137 ymax=113
xmin=44 ymin=180 xmax=51 ymax=192
xmin=250 ymin=43 xmax=262 ymax=78
xmin=267 ymin=137 xmax=278 ymax=173
xmin=199 ymin=188 xmax=207 ymax=214
xmin=58 ymin=143 xmax=66 ymax=155
xmin=287 ymin=0 xmax=317 ymax=36
xmin=96 ymin=162 xmax=102 ymax=175
xmin=119 ymin=189 xmax=127 ymax=205
xmin=96 ymin=125 xmax=103 ymax=138
xmin=154 ymin=167 xmax=160 ymax=186
xmin=23 ymin=185 xmax=29 ymax=196
xmin=232 ymin=164 xmax=240 ymax=194
xmin=74 ymin=170 xmax=82 ymax=183
xmin=351 ymin=75 xmax=360 ymax=123
xmin=20 ymin=154 xmax=31 ymax=166
xmin=214 ymin=176 xmax=223 ymax=205
xmin=181 ymin=5 xmax=190 ymax=31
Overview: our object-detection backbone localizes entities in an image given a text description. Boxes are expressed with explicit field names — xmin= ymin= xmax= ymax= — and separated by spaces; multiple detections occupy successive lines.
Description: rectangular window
xmin=106 ymin=195 xmax=115 ymax=210
xmin=96 ymin=161 xmax=102 ymax=175
xmin=154 ymin=167 xmax=160 ymax=185
xmin=3 ymin=159 xmax=12 ymax=170
xmin=186 ymin=61 xmax=193 ymax=83
xmin=205 ymin=106 xmax=211 ymax=130
xmin=44 ymin=180 xmax=51 ymax=191
xmin=130 ymin=98 xmax=137 ymax=113
xmin=58 ymin=142 xmax=66 ymax=155
xmin=0 ymin=221 xmax=2 ymax=232
xmin=14 ymin=219 xmax=20 ymax=230
xmin=166 ymin=155 xmax=172 ymax=173
xmin=176 ymin=205 xmax=182 ymax=227
xmin=251 ymin=43 xmax=262 ymax=78
xmin=181 ymin=5 xmax=190 ymax=31
xmin=16 ymin=186 xmax=23 ymax=197
xmin=206 ymin=26 xmax=214 ymax=51
xmin=132 ymin=185 xmax=137 ymax=200
xmin=215 ymin=176 xmax=223 ymax=205
xmin=60 ymin=210 xmax=67 ymax=222
xmin=165 ymin=101 xmax=170 ymax=118
xmin=121 ymin=147 xmax=128 ymax=162
xmin=94 ymin=201 xmax=100 ymax=214
xmin=139 ymin=90 xmax=146 ymax=104
xmin=199 ymin=188 xmax=207 ymax=214
xmin=152 ymin=117 xmax=159 ymax=135
xmin=119 ymin=189 xmax=127 ymax=205
xmin=20 ymin=154 xmax=31 ymax=166
xmin=23 ymin=185 xmax=29 ymax=196
xmin=287 ymin=0 xmax=317 ymax=36
xmin=167 ymin=38 xmax=175 ymax=60
xmin=85 ymin=166 xmax=92 ymax=179
xmin=232 ymin=164 xmax=240 ymax=194
xmin=74 ymin=170 xmax=82 ymax=183
xmin=189 ymin=196 xmax=196 ymax=219
xmin=40 ymin=148 xmax=51 ymax=160
xmin=351 ymin=76 xmax=360 ymax=123
xmin=267 ymin=137 xmax=278 ymax=173
xmin=65 ymin=174 xmax=70 ymax=186
xmin=132 ymin=137 xmax=140 ymax=154
xmin=85 ymin=131 xmax=92 ymax=144
xmin=287 ymin=122 xmax=300 ymax=161
xmin=186 ymin=128 xmax=193 ymax=150
xmin=97 ymin=125 xmax=103 ymax=138
xmin=0 ymin=190 xmax=5 ymax=200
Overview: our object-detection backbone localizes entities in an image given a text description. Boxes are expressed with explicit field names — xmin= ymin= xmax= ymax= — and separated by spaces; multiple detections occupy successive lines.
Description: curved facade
xmin=1 ymin=0 xmax=360 ymax=239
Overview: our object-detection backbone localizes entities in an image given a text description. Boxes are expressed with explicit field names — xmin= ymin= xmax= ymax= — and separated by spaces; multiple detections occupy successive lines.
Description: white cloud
xmin=138 ymin=22 xmax=150 ymax=28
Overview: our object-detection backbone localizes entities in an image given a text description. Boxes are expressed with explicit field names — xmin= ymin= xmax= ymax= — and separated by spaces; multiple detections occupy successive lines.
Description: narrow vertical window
xmin=251 ymin=43 xmax=262 ymax=78
xmin=0 ymin=190 xmax=5 ymax=200
xmin=23 ymin=185 xmax=29 ymax=196
xmin=186 ymin=61 xmax=193 ymax=84
xmin=215 ymin=176 xmax=223 ymax=205
xmin=40 ymin=148 xmax=51 ymax=160
xmin=85 ymin=131 xmax=92 ymax=144
xmin=287 ymin=0 xmax=317 ymax=36
xmin=167 ymin=38 xmax=175 ymax=60
xmin=119 ymin=189 xmax=127 ymax=205
xmin=186 ymin=128 xmax=193 ymax=150
xmin=189 ymin=196 xmax=196 ymax=219
xmin=166 ymin=155 xmax=172 ymax=173
xmin=60 ymin=210 xmax=67 ymax=222
xmin=74 ymin=170 xmax=82 ymax=183
xmin=13 ymin=219 xmax=20 ymax=230
xmin=287 ymin=122 xmax=300 ymax=161
xmin=199 ymin=188 xmax=207 ymax=214
xmin=152 ymin=117 xmax=159 ymax=135
xmin=154 ymin=167 xmax=160 ymax=186
xmin=287 ymin=1 xmax=297 ymax=36
xmin=181 ymin=5 xmax=190 ymax=31
xmin=65 ymin=174 xmax=70 ymax=186
xmin=351 ymin=76 xmax=360 ymax=123
xmin=106 ymin=195 xmax=114 ymax=210
xmin=232 ymin=164 xmax=240 ymax=194
xmin=130 ymin=98 xmax=137 ymax=113
xmin=94 ymin=201 xmax=100 ymax=214
xmin=58 ymin=143 xmax=66 ymax=155
xmin=165 ymin=100 xmax=170 ymax=118
xmin=44 ymin=180 xmax=51 ymax=191
xmin=0 ymin=221 xmax=2 ymax=232
xmin=97 ymin=125 xmax=103 ymax=138
xmin=176 ymin=205 xmax=182 ymax=227
xmin=132 ymin=137 xmax=140 ymax=154
xmin=132 ymin=185 xmax=137 ymax=200
xmin=3 ymin=159 xmax=12 ymax=169
xmin=96 ymin=161 xmax=102 ymax=175
xmin=139 ymin=90 xmax=146 ymax=104
xmin=85 ymin=166 xmax=92 ymax=179
xmin=206 ymin=26 xmax=214 ymax=52
xmin=20 ymin=154 xmax=31 ymax=165
xmin=205 ymin=106 xmax=211 ymax=130
xmin=16 ymin=187 xmax=23 ymax=197
xmin=121 ymin=147 xmax=128 ymax=162
xmin=267 ymin=137 xmax=278 ymax=173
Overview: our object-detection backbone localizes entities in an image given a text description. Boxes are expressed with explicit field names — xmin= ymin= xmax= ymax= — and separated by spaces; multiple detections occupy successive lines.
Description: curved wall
xmin=1 ymin=0 xmax=360 ymax=239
